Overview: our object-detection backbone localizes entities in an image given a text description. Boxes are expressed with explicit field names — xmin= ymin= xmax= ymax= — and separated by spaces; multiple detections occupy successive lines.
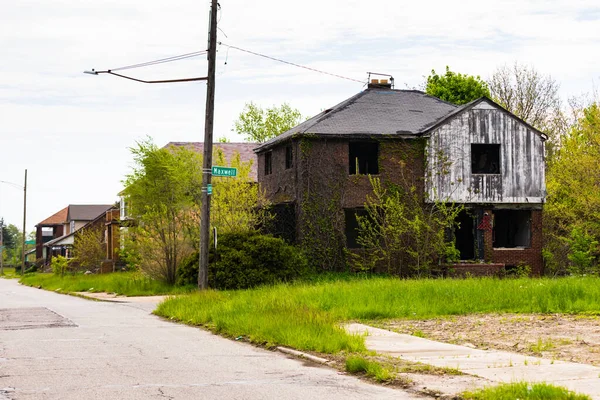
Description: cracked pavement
xmin=0 ymin=279 xmax=420 ymax=399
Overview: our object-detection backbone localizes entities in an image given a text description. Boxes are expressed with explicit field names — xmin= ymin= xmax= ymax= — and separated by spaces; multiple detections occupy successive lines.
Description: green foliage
xmin=545 ymin=103 xmax=600 ymax=276
xmin=51 ymin=255 xmax=71 ymax=277
xmin=567 ymin=227 xmax=598 ymax=275
xmin=156 ymin=276 xmax=600 ymax=356
xmin=176 ymin=232 xmax=310 ymax=289
xmin=72 ymin=226 xmax=105 ymax=271
xmin=351 ymin=176 xmax=462 ymax=276
xmin=425 ymin=66 xmax=490 ymax=105
xmin=1 ymin=223 xmax=24 ymax=267
xmin=345 ymin=356 xmax=394 ymax=382
xmin=463 ymin=382 xmax=590 ymax=400
xmin=233 ymin=102 xmax=303 ymax=143
xmin=20 ymin=271 xmax=194 ymax=296
xmin=123 ymin=139 xmax=202 ymax=284
xmin=122 ymin=138 xmax=268 ymax=285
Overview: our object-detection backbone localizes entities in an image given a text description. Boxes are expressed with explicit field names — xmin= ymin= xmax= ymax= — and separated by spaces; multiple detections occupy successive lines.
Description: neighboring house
xmin=35 ymin=204 xmax=113 ymax=265
xmin=254 ymin=81 xmax=547 ymax=274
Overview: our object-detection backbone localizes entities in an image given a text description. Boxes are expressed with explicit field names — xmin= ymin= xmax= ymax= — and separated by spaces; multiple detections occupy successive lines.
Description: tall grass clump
xmin=345 ymin=356 xmax=394 ymax=382
xmin=156 ymin=276 xmax=600 ymax=355
xmin=463 ymin=382 xmax=590 ymax=400
xmin=20 ymin=272 xmax=194 ymax=296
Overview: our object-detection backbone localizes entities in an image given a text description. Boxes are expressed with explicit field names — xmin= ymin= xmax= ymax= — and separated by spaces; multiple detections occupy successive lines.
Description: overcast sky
xmin=1 ymin=0 xmax=599 ymax=232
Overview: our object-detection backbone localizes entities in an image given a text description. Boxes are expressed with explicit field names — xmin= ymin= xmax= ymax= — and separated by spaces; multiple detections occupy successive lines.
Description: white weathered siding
xmin=426 ymin=101 xmax=546 ymax=204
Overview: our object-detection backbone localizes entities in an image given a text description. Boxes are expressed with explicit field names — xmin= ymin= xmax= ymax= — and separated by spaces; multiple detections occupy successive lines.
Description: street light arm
xmin=83 ymin=69 xmax=207 ymax=84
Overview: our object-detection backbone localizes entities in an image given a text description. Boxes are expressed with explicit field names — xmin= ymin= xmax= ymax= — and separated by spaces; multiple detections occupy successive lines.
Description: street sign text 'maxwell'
xmin=212 ymin=166 xmax=237 ymax=177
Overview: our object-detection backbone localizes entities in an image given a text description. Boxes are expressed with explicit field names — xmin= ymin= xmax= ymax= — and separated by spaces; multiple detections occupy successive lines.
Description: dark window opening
xmin=454 ymin=209 xmax=476 ymax=260
xmin=471 ymin=144 xmax=500 ymax=174
xmin=493 ymin=210 xmax=531 ymax=248
xmin=269 ymin=203 xmax=296 ymax=243
xmin=285 ymin=146 xmax=293 ymax=169
xmin=349 ymin=142 xmax=379 ymax=175
xmin=345 ymin=208 xmax=369 ymax=248
xmin=264 ymin=152 xmax=272 ymax=176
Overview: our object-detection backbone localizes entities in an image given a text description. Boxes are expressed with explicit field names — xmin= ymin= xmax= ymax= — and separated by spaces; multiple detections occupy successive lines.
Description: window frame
xmin=264 ymin=151 xmax=273 ymax=176
xmin=471 ymin=143 xmax=501 ymax=175
xmin=285 ymin=145 xmax=293 ymax=169
xmin=349 ymin=141 xmax=379 ymax=175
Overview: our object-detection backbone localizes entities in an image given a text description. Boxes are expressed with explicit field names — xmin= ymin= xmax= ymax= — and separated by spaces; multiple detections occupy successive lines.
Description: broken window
xmin=493 ymin=210 xmax=531 ymax=248
xmin=349 ymin=142 xmax=379 ymax=175
xmin=285 ymin=145 xmax=293 ymax=169
xmin=471 ymin=144 xmax=500 ymax=174
xmin=345 ymin=208 xmax=369 ymax=248
xmin=264 ymin=151 xmax=272 ymax=176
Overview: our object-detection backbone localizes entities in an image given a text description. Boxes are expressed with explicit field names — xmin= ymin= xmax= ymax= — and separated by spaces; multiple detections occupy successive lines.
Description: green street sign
xmin=207 ymin=184 xmax=213 ymax=195
xmin=212 ymin=166 xmax=237 ymax=177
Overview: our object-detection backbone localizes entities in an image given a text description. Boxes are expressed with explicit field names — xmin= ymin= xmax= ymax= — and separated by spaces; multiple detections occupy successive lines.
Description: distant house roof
xmin=37 ymin=207 xmax=68 ymax=226
xmin=166 ymin=142 xmax=258 ymax=181
xmin=67 ymin=205 xmax=113 ymax=222
xmin=255 ymin=88 xmax=459 ymax=152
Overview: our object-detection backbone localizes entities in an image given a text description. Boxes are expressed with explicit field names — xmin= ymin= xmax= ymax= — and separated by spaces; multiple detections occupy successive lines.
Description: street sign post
xmin=212 ymin=166 xmax=237 ymax=177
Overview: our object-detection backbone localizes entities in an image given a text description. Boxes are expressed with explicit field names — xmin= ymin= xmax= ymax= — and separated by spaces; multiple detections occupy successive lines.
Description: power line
xmin=109 ymin=50 xmax=208 ymax=72
xmin=218 ymin=42 xmax=364 ymax=84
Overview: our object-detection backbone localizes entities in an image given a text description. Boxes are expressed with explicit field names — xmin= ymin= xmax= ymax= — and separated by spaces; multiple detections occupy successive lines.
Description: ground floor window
xmin=493 ymin=210 xmax=531 ymax=248
xmin=345 ymin=208 xmax=369 ymax=248
xmin=269 ymin=203 xmax=296 ymax=243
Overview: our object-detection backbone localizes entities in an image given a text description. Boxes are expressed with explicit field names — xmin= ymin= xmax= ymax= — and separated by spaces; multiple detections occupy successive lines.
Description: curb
xmin=277 ymin=346 xmax=332 ymax=365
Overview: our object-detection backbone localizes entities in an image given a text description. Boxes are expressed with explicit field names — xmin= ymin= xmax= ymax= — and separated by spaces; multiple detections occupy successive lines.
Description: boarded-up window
xmin=471 ymin=144 xmax=500 ymax=174
xmin=349 ymin=142 xmax=379 ymax=175
xmin=493 ymin=210 xmax=531 ymax=248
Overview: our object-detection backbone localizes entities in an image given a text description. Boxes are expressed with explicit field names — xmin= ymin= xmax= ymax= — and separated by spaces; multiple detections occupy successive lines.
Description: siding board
xmin=426 ymin=101 xmax=545 ymax=204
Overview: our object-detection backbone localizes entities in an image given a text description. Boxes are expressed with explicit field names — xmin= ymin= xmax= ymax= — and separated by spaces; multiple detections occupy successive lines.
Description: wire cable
xmin=109 ymin=50 xmax=208 ymax=72
xmin=218 ymin=42 xmax=364 ymax=84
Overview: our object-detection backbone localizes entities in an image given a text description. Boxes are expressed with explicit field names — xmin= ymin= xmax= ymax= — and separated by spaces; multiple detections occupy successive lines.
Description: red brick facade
xmin=258 ymin=137 xmax=544 ymax=276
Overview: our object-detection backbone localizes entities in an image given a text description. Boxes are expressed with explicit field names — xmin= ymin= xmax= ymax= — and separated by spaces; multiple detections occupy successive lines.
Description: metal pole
xmin=198 ymin=0 xmax=218 ymax=289
xmin=21 ymin=169 xmax=27 ymax=275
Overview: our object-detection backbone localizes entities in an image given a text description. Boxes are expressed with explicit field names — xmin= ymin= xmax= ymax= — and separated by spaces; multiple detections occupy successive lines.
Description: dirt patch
xmin=378 ymin=313 xmax=600 ymax=366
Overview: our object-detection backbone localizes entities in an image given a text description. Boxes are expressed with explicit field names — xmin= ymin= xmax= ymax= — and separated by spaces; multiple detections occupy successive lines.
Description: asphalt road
xmin=0 ymin=279 xmax=419 ymax=399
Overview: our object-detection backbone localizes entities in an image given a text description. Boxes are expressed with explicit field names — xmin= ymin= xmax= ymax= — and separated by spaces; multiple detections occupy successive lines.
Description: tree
xmin=233 ymin=102 xmax=303 ymax=143
xmin=425 ymin=66 xmax=490 ymax=105
xmin=544 ymin=102 xmax=600 ymax=275
xmin=122 ymin=139 xmax=269 ymax=284
xmin=123 ymin=140 xmax=203 ymax=284
xmin=488 ymin=62 xmax=566 ymax=143
xmin=72 ymin=226 xmax=105 ymax=272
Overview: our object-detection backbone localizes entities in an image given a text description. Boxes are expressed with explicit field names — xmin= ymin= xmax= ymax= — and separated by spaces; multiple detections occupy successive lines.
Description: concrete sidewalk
xmin=347 ymin=323 xmax=600 ymax=399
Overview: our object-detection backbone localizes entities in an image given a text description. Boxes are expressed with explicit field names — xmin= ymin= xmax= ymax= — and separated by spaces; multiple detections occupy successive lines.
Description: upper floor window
xmin=264 ymin=151 xmax=273 ymax=176
xmin=349 ymin=142 xmax=379 ymax=175
xmin=471 ymin=144 xmax=500 ymax=174
xmin=285 ymin=146 xmax=293 ymax=169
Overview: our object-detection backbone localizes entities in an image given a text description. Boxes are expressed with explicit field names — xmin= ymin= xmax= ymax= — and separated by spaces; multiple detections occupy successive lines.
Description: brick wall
xmin=483 ymin=209 xmax=543 ymax=275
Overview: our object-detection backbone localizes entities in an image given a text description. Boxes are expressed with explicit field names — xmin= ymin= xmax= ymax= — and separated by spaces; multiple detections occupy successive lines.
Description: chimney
xmin=368 ymin=77 xmax=393 ymax=89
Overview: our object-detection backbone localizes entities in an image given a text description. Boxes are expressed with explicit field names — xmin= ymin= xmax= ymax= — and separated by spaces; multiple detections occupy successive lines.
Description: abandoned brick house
xmin=255 ymin=82 xmax=547 ymax=274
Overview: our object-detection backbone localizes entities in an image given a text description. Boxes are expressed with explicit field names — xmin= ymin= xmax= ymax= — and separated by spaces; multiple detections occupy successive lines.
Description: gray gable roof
xmin=255 ymin=88 xmax=458 ymax=152
xmin=67 ymin=204 xmax=113 ymax=222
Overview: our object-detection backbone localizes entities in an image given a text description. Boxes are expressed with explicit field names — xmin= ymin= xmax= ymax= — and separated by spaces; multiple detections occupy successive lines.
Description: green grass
xmin=0 ymin=267 xmax=18 ymax=279
xmin=462 ymin=382 xmax=590 ymax=399
xmin=345 ymin=356 xmax=394 ymax=382
xmin=20 ymin=272 xmax=195 ymax=296
xmin=155 ymin=276 xmax=600 ymax=354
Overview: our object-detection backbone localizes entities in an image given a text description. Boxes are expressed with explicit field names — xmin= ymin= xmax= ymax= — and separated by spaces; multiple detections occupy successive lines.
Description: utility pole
xmin=198 ymin=0 xmax=218 ymax=289
xmin=21 ymin=169 xmax=27 ymax=275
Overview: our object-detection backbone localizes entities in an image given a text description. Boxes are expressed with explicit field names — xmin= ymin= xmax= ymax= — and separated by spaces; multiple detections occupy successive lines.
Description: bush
xmin=176 ymin=232 xmax=311 ymax=289
xmin=51 ymin=255 xmax=71 ymax=276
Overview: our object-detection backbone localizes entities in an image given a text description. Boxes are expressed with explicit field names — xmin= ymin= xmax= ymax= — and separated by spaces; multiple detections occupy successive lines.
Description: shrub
xmin=51 ymin=255 xmax=71 ymax=277
xmin=176 ymin=232 xmax=310 ymax=289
